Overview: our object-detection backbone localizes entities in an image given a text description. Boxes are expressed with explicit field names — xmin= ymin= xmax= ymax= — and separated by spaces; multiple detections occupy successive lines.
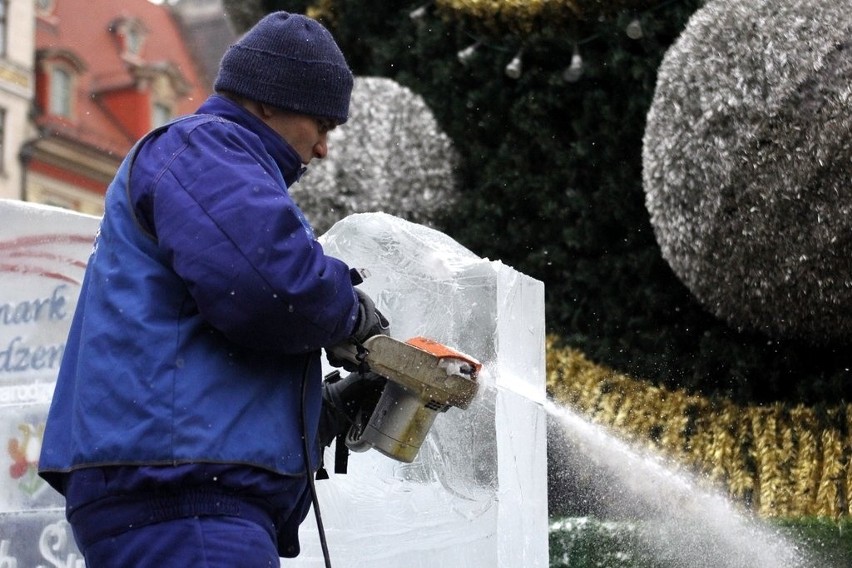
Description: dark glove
xmin=317 ymin=370 xmax=388 ymax=448
xmin=326 ymin=289 xmax=390 ymax=372
xmin=351 ymin=289 xmax=390 ymax=344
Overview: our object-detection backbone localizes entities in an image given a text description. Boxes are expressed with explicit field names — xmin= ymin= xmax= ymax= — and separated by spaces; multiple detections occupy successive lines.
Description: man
xmin=39 ymin=11 xmax=384 ymax=567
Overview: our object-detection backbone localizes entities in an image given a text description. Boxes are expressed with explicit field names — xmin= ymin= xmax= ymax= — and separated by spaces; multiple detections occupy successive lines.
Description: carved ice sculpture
xmin=293 ymin=212 xmax=548 ymax=568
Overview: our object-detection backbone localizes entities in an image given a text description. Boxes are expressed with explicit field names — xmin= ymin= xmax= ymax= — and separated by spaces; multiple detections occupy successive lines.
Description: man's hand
xmin=351 ymin=289 xmax=389 ymax=343
xmin=327 ymin=289 xmax=390 ymax=372
xmin=317 ymin=370 xmax=387 ymax=447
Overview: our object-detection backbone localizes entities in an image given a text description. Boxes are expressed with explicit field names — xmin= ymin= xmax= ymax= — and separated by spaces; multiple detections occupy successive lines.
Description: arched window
xmin=110 ymin=17 xmax=147 ymax=60
xmin=152 ymin=102 xmax=172 ymax=128
xmin=50 ymin=67 xmax=72 ymax=118
xmin=36 ymin=0 xmax=55 ymax=15
xmin=125 ymin=26 xmax=142 ymax=56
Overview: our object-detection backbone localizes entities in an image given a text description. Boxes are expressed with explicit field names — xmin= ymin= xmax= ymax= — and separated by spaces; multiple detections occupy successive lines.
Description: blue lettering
xmin=0 ymin=284 xmax=69 ymax=326
xmin=48 ymin=284 xmax=68 ymax=321
xmin=0 ymin=336 xmax=65 ymax=374
xmin=0 ymin=336 xmax=19 ymax=371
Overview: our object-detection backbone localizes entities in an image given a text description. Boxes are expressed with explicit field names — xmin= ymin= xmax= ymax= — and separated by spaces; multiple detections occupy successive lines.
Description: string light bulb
xmin=562 ymin=45 xmax=583 ymax=82
xmin=625 ymin=17 xmax=643 ymax=40
xmin=505 ymin=49 xmax=523 ymax=79
xmin=409 ymin=4 xmax=429 ymax=20
xmin=457 ymin=41 xmax=480 ymax=66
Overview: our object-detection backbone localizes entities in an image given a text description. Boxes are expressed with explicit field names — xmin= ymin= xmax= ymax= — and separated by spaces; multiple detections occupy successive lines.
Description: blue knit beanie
xmin=214 ymin=12 xmax=353 ymax=124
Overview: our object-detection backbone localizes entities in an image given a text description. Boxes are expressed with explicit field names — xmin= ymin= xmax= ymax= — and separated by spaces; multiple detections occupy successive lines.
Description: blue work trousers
xmin=68 ymin=486 xmax=312 ymax=567
xmin=80 ymin=515 xmax=281 ymax=567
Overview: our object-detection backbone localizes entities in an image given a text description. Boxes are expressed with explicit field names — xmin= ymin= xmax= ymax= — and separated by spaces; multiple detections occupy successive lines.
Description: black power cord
xmin=300 ymin=355 xmax=333 ymax=568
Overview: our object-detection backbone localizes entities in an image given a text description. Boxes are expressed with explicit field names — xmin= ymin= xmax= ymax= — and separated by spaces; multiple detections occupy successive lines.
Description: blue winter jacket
xmin=39 ymin=95 xmax=359 ymax=491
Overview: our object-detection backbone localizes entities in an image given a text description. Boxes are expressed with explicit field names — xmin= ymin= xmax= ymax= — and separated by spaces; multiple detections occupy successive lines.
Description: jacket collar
xmin=196 ymin=95 xmax=306 ymax=186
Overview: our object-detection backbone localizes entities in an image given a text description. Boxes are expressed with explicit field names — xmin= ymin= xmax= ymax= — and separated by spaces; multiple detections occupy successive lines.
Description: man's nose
xmin=314 ymin=139 xmax=328 ymax=160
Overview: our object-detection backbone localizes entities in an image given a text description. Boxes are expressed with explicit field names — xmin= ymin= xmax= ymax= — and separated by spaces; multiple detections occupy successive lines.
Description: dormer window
xmin=111 ymin=17 xmax=148 ymax=60
xmin=50 ymin=66 xmax=72 ymax=117
xmin=36 ymin=0 xmax=55 ymax=16
xmin=152 ymin=101 xmax=172 ymax=128
xmin=125 ymin=27 xmax=142 ymax=56
xmin=36 ymin=48 xmax=86 ymax=121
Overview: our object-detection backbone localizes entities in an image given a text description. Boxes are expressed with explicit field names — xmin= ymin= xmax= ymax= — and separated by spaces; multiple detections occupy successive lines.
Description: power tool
xmin=330 ymin=335 xmax=481 ymax=463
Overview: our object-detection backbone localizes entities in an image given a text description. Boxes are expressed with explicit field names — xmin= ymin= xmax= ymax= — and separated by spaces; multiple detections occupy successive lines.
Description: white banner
xmin=0 ymin=199 xmax=99 ymax=565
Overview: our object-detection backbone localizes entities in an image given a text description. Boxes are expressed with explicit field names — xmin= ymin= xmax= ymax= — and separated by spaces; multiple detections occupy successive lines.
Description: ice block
xmin=291 ymin=212 xmax=548 ymax=567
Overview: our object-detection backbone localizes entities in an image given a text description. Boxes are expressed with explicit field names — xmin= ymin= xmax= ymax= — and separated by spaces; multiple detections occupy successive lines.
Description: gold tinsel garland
xmin=304 ymin=0 xmax=659 ymax=35
xmin=546 ymin=338 xmax=850 ymax=519
xmin=433 ymin=0 xmax=659 ymax=34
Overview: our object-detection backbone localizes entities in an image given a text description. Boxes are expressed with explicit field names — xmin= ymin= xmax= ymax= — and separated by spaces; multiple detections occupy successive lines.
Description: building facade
xmin=0 ymin=0 xmax=36 ymax=202
xmin=171 ymin=0 xmax=235 ymax=90
xmin=24 ymin=0 xmax=211 ymax=215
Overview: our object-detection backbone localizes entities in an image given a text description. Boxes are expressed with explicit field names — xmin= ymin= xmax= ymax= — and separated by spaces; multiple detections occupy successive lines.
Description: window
xmin=111 ymin=18 xmax=147 ymax=59
xmin=36 ymin=0 xmax=55 ymax=15
xmin=42 ymin=194 xmax=75 ymax=210
xmin=0 ymin=107 xmax=5 ymax=173
xmin=0 ymin=0 xmax=7 ymax=58
xmin=50 ymin=67 xmax=72 ymax=118
xmin=125 ymin=27 xmax=142 ymax=56
xmin=152 ymin=102 xmax=172 ymax=128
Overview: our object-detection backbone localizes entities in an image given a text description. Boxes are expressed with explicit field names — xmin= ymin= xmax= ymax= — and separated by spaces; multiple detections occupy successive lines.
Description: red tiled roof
xmin=35 ymin=0 xmax=210 ymax=157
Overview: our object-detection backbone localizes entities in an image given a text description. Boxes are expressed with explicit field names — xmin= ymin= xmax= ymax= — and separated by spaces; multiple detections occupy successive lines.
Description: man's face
xmin=264 ymin=110 xmax=337 ymax=165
